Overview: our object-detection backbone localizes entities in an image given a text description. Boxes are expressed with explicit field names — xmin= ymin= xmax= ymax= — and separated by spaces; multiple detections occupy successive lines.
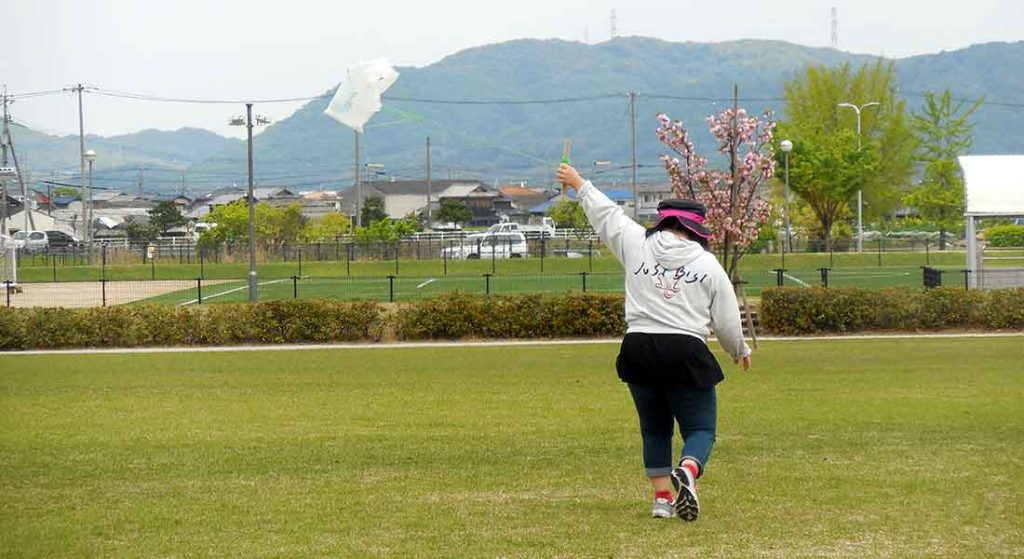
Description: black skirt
xmin=615 ymin=332 xmax=725 ymax=389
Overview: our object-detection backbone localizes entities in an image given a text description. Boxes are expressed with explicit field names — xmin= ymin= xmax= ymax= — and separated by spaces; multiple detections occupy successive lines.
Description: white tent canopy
xmin=958 ymin=155 xmax=1024 ymax=286
xmin=959 ymin=155 xmax=1024 ymax=216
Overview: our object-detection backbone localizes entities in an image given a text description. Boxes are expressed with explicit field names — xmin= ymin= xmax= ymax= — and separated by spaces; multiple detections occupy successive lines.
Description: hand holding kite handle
xmin=558 ymin=139 xmax=584 ymax=192
xmin=557 ymin=163 xmax=584 ymax=191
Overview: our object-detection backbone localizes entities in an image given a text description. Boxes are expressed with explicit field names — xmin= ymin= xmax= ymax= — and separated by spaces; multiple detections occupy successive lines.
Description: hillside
xmin=8 ymin=124 xmax=242 ymax=193
xmin=188 ymin=37 xmax=1023 ymax=191
xmin=11 ymin=37 xmax=1022 ymax=193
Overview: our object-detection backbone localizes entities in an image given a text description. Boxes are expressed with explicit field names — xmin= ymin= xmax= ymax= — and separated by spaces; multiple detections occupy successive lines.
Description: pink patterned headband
xmin=657 ymin=208 xmax=705 ymax=224
xmin=656 ymin=209 xmax=710 ymax=238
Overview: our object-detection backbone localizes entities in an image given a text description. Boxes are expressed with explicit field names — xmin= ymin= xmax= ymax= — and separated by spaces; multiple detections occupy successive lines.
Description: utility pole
xmin=727 ymin=84 xmax=740 ymax=274
xmin=1 ymin=91 xmax=35 ymax=231
xmin=629 ymin=91 xmax=638 ymax=219
xmin=21 ymin=151 xmax=30 ymax=232
xmin=1 ymin=89 xmax=8 ymax=234
xmin=245 ymin=104 xmax=258 ymax=305
xmin=49 ymin=172 xmax=54 ymax=216
xmin=138 ymin=168 xmax=144 ymax=196
xmin=426 ymin=135 xmax=432 ymax=225
xmin=354 ymin=130 xmax=361 ymax=227
xmin=75 ymin=84 xmax=86 ymax=242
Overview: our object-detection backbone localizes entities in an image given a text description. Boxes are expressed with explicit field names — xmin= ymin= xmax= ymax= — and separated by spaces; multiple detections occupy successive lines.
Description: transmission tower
xmin=610 ymin=9 xmax=618 ymax=39
xmin=830 ymin=7 xmax=839 ymax=49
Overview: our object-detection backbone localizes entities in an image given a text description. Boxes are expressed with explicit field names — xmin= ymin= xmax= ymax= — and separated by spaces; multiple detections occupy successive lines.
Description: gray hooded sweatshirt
xmin=576 ymin=181 xmax=751 ymax=360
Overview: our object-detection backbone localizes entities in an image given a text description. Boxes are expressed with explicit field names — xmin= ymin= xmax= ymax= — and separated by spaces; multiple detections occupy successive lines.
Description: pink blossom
xmin=656 ymin=107 xmax=777 ymax=278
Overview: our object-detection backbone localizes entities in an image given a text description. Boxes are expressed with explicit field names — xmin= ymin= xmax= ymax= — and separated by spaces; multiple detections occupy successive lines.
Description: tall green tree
xmin=779 ymin=61 xmax=916 ymax=246
xmin=904 ymin=89 xmax=983 ymax=249
xmin=301 ymin=213 xmax=351 ymax=241
xmin=436 ymin=198 xmax=472 ymax=226
xmin=148 ymin=201 xmax=187 ymax=235
xmin=201 ymin=200 xmax=306 ymax=246
xmin=361 ymin=196 xmax=388 ymax=225
xmin=546 ymin=198 xmax=589 ymax=238
xmin=777 ymin=129 xmax=879 ymax=249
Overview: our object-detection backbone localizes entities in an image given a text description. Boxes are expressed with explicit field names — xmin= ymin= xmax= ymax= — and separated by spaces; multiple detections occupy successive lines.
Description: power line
xmin=88 ymin=88 xmax=330 ymax=105
xmin=383 ymin=93 xmax=624 ymax=105
xmin=8 ymin=88 xmax=69 ymax=99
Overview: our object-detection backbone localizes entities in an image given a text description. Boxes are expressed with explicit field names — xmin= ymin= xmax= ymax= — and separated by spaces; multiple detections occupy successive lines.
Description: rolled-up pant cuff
xmin=680 ymin=455 xmax=705 ymax=478
xmin=645 ymin=467 xmax=674 ymax=477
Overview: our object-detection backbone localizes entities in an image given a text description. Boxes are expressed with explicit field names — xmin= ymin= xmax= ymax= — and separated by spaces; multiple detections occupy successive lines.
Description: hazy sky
xmin=4 ymin=0 xmax=1021 ymax=139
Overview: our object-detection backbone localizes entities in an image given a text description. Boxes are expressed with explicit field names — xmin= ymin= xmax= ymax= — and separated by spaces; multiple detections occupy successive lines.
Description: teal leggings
xmin=627 ymin=383 xmax=717 ymax=478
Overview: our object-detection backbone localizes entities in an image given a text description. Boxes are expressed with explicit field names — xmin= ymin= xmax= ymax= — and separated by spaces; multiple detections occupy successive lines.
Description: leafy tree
xmin=547 ymin=198 xmax=589 ymax=236
xmin=148 ymin=201 xmax=187 ymax=235
xmin=656 ymin=108 xmax=775 ymax=279
xmin=201 ymin=200 xmax=306 ymax=246
xmin=301 ymin=212 xmax=351 ymax=241
xmin=436 ymin=198 xmax=472 ymax=226
xmin=361 ymin=196 xmax=388 ymax=225
xmin=354 ymin=215 xmax=417 ymax=242
xmin=779 ymin=61 xmax=916 ymax=242
xmin=775 ymin=129 xmax=879 ymax=249
xmin=903 ymin=89 xmax=983 ymax=249
xmin=123 ymin=217 xmax=157 ymax=240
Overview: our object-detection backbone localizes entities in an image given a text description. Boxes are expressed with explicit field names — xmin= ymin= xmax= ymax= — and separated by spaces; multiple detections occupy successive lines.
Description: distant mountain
xmin=12 ymin=38 xmax=1023 ymax=194
xmin=187 ymin=37 xmax=1023 ymax=192
xmin=8 ymin=124 xmax=241 ymax=193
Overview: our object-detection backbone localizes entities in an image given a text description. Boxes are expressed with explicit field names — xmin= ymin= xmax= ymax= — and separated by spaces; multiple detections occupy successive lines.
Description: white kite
xmin=324 ymin=59 xmax=400 ymax=133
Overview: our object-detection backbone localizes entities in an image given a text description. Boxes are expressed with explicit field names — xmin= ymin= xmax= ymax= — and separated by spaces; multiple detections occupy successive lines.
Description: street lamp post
xmin=230 ymin=104 xmax=270 ymax=302
xmin=84 ymin=149 xmax=97 ymax=262
xmin=780 ymin=139 xmax=793 ymax=253
xmin=838 ymin=101 xmax=879 ymax=253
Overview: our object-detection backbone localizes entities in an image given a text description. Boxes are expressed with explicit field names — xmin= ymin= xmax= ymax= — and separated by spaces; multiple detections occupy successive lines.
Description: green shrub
xmin=0 ymin=300 xmax=383 ymax=350
xmin=985 ymin=225 xmax=1024 ymax=247
xmin=394 ymin=292 xmax=625 ymax=340
xmin=761 ymin=287 xmax=1024 ymax=334
xmin=3 ymin=288 xmax=1020 ymax=351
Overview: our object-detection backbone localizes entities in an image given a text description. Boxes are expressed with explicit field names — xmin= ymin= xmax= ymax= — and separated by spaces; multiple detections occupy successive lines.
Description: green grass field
xmin=2 ymin=337 xmax=1022 ymax=558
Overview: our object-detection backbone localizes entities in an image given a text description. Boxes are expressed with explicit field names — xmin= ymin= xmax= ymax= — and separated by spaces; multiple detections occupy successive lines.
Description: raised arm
xmin=556 ymin=164 xmax=645 ymax=264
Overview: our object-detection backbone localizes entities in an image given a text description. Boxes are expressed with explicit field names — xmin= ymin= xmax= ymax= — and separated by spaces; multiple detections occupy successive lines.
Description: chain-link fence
xmin=2 ymin=272 xmax=618 ymax=307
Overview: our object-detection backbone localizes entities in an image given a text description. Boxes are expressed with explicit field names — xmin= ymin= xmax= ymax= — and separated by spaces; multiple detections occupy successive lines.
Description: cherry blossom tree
xmin=656 ymin=107 xmax=776 ymax=280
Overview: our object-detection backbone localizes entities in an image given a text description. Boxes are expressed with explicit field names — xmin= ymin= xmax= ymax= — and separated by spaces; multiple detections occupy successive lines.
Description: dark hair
xmin=645 ymin=216 xmax=710 ymax=249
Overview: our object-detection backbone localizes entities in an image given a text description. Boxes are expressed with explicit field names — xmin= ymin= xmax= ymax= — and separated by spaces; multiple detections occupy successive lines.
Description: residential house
xmin=185 ymin=186 xmax=296 ymax=220
xmin=636 ymin=183 xmax=675 ymax=220
xmin=498 ymin=185 xmax=549 ymax=220
xmin=339 ymin=179 xmax=511 ymax=226
xmin=299 ymin=191 xmax=345 ymax=220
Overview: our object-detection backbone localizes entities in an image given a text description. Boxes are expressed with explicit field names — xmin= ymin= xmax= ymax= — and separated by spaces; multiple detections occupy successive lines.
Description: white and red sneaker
xmin=671 ymin=465 xmax=700 ymax=522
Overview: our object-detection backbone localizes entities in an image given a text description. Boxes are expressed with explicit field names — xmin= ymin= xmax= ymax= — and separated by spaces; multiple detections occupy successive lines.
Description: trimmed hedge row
xmin=0 ymin=299 xmax=383 ymax=350
xmin=0 ymin=293 xmax=626 ymax=350
xmin=392 ymin=292 xmax=625 ymax=340
xmin=761 ymin=287 xmax=1024 ymax=335
xmin=2 ymin=288 xmax=1021 ymax=350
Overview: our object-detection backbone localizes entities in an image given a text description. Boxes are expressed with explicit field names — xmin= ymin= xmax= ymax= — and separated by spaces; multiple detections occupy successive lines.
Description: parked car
xmin=23 ymin=230 xmax=83 ymax=253
xmin=10 ymin=230 xmax=28 ymax=249
xmin=441 ymin=231 xmax=529 ymax=259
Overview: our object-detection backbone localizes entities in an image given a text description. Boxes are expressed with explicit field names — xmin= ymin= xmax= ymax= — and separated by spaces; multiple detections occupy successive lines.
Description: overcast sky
xmin=4 ymin=0 xmax=1021 ymax=139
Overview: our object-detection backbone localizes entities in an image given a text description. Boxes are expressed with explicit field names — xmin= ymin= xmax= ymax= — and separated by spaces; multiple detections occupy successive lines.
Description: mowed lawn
xmin=1 ymin=338 xmax=1022 ymax=558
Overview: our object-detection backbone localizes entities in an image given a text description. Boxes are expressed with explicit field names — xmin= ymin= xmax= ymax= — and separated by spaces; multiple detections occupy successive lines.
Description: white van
xmin=441 ymin=231 xmax=529 ymax=260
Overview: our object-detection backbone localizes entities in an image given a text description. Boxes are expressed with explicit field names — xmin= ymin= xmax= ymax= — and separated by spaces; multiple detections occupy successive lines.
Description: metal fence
xmin=2 ymin=272 xmax=619 ymax=308
xmin=6 ymin=266 xmax=1024 ymax=309
xmin=13 ymin=233 xmax=607 ymax=269
xmin=14 ymin=233 xmax=1003 ymax=270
